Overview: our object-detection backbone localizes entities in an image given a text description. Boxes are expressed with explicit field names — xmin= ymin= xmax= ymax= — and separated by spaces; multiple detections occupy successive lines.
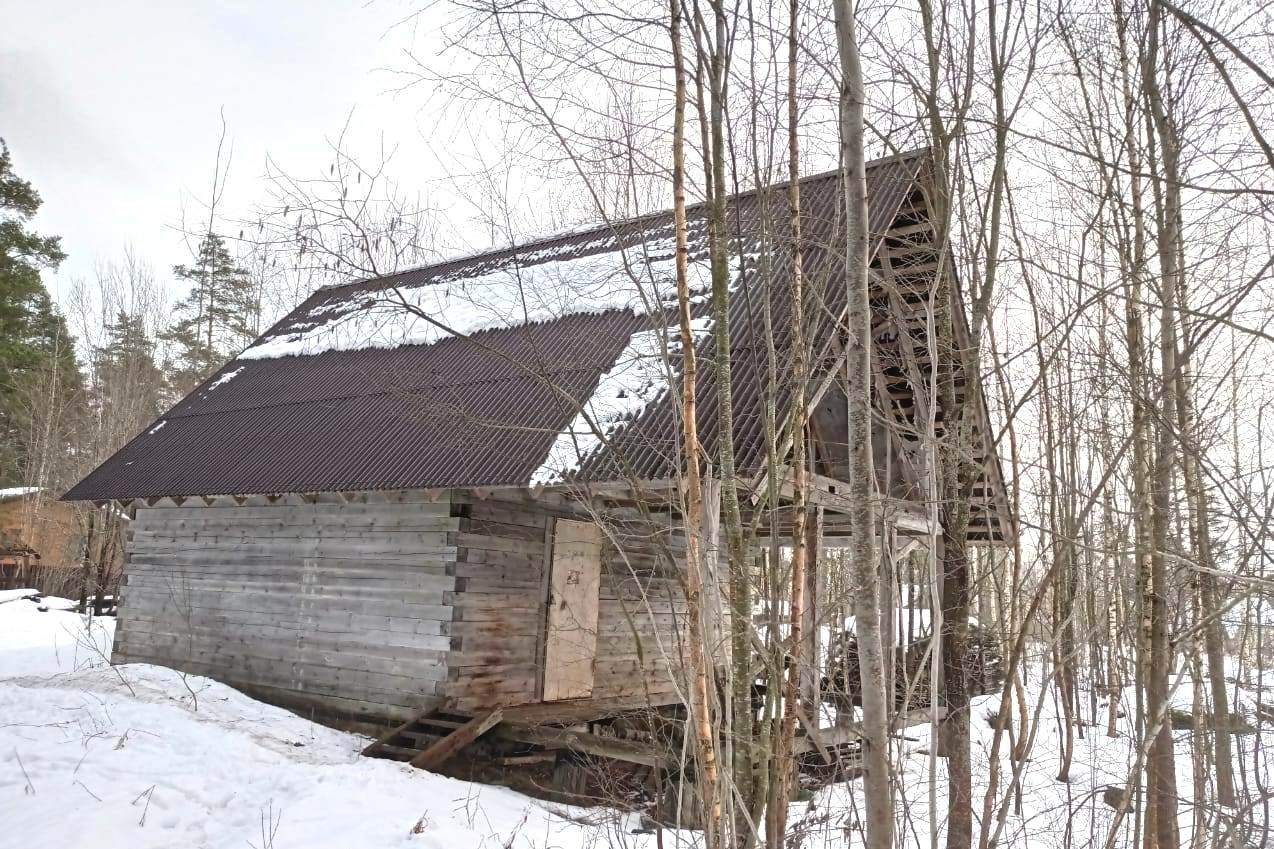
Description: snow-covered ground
xmin=0 ymin=594 xmax=655 ymax=849
xmin=798 ymin=665 xmax=1274 ymax=849
xmin=2 ymin=592 xmax=1270 ymax=848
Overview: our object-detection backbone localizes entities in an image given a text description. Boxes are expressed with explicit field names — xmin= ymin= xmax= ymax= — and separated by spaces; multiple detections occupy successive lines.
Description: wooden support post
xmin=880 ymin=517 xmax=897 ymax=721
xmin=800 ymin=506 xmax=823 ymax=711
xmin=700 ymin=477 xmax=725 ymax=667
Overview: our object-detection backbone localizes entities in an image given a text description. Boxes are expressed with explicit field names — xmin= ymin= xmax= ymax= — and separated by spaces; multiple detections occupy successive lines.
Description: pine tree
xmin=92 ymin=310 xmax=165 ymax=431
xmin=0 ymin=138 xmax=80 ymax=485
xmin=165 ymin=232 xmax=257 ymax=392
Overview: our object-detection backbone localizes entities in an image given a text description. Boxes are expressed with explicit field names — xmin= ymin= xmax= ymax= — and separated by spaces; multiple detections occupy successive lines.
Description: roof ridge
xmin=316 ymin=148 xmax=928 ymax=297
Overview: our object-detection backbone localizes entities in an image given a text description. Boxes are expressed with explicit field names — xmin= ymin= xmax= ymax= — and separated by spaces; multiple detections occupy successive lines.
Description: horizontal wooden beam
xmin=493 ymin=723 xmax=673 ymax=768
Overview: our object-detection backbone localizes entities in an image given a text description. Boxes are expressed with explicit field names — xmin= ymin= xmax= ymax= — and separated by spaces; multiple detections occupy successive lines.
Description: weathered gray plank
xmin=118 ymin=495 xmax=456 ymax=720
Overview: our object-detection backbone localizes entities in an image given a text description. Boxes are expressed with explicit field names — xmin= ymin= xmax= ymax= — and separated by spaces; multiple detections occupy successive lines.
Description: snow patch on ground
xmin=0 ymin=598 xmax=662 ymax=849
xmin=0 ymin=594 xmax=113 ymax=678
xmin=0 ymin=486 xmax=41 ymax=500
xmin=798 ymin=657 xmax=1274 ymax=849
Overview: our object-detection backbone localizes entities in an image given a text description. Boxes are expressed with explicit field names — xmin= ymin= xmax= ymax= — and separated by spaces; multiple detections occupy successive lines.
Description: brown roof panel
xmin=64 ymin=151 xmax=925 ymax=501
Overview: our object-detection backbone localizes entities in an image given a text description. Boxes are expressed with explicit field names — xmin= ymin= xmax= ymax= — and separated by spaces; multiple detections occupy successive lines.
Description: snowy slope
xmin=0 ymin=598 xmax=660 ymax=849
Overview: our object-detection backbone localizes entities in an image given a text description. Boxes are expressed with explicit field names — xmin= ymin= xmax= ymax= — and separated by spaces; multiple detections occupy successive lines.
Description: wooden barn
xmin=64 ymin=149 xmax=1011 ymax=784
xmin=0 ymin=487 xmax=91 ymax=593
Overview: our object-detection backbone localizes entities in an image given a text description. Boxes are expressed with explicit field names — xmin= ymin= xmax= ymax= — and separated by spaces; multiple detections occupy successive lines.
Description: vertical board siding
xmin=113 ymin=492 xmax=457 ymax=722
xmin=446 ymin=494 xmax=689 ymax=711
xmin=542 ymin=519 xmax=604 ymax=700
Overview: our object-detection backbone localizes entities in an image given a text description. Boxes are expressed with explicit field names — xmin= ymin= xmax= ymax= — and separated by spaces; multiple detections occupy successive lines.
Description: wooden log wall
xmin=445 ymin=492 xmax=690 ymax=712
xmin=114 ymin=492 xmax=457 ymax=723
xmin=443 ymin=497 xmax=546 ymax=709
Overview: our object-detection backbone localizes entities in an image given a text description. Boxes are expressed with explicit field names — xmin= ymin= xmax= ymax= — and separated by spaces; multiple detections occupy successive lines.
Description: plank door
xmin=542 ymin=519 xmax=604 ymax=701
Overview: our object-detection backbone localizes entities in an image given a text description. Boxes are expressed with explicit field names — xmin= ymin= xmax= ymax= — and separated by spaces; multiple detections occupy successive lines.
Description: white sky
xmin=0 ymin=0 xmax=450 ymax=304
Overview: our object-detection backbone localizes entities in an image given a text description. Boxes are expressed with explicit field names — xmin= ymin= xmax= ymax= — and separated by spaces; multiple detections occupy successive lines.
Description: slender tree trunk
xmin=1143 ymin=5 xmax=1183 ymax=844
xmin=774 ymin=0 xmax=810 ymax=836
xmin=1113 ymin=6 xmax=1155 ymax=836
xmin=77 ymin=507 xmax=97 ymax=614
xmin=1175 ymin=353 xmax=1235 ymax=807
xmin=830 ymin=3 xmax=891 ymax=847
xmin=1168 ymin=279 xmax=1235 ymax=806
xmin=669 ymin=4 xmax=721 ymax=842
xmin=93 ymin=512 xmax=117 ymax=616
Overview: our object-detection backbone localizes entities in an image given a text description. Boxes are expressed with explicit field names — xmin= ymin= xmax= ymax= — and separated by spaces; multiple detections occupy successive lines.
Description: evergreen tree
xmin=92 ymin=310 xmax=165 ymax=430
xmin=165 ymin=232 xmax=257 ymax=391
xmin=0 ymin=139 xmax=81 ymax=485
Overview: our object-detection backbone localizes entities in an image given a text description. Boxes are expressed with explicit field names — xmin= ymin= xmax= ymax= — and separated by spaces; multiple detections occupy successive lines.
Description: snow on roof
xmin=203 ymin=366 xmax=244 ymax=391
xmin=239 ymin=229 xmax=720 ymax=361
xmin=531 ymin=317 xmax=713 ymax=485
xmin=0 ymin=486 xmax=41 ymax=501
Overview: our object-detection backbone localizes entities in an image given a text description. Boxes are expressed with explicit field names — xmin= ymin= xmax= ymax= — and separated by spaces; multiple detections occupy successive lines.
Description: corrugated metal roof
xmin=64 ymin=151 xmax=926 ymax=500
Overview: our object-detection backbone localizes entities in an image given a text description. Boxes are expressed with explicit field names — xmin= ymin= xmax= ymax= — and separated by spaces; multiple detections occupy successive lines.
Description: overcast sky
xmin=1 ymin=0 xmax=449 ymax=304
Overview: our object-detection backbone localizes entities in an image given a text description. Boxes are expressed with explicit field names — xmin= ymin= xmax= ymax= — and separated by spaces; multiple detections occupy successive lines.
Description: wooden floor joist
xmin=498 ymin=696 xmax=677 ymax=725
xmin=493 ymin=723 xmax=672 ymax=768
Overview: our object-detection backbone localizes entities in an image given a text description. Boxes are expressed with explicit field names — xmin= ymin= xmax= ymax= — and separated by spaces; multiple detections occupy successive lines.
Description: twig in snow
xmin=501 ymin=812 xmax=529 ymax=849
xmin=132 ymin=784 xmax=155 ymax=825
xmin=73 ymin=746 xmax=93 ymax=776
xmin=14 ymin=748 xmax=34 ymax=794
xmin=71 ymin=619 xmax=134 ymax=697
xmin=75 ymin=779 xmax=102 ymax=801
xmin=249 ymin=800 xmax=283 ymax=849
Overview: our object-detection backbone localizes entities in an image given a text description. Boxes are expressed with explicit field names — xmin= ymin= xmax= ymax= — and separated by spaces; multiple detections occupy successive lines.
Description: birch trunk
xmin=1173 ymin=326 xmax=1235 ymax=806
xmin=669 ymin=3 xmax=721 ymax=842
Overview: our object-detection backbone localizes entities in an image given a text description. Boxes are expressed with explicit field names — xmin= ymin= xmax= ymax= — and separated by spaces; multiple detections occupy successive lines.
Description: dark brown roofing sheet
xmin=64 ymin=151 xmax=924 ymax=500
xmin=581 ymin=152 xmax=921 ymax=482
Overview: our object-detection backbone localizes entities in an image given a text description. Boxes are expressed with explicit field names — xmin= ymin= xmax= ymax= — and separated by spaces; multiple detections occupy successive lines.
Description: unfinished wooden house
xmin=65 ymin=149 xmax=1011 ymax=785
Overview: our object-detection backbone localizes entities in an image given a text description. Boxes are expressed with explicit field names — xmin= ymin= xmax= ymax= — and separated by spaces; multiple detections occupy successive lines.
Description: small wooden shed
xmin=65 ymin=150 xmax=1011 ymax=767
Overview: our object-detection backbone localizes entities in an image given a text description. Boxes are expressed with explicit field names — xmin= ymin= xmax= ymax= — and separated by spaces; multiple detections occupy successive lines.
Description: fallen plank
xmin=496 ymin=752 xmax=558 ymax=766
